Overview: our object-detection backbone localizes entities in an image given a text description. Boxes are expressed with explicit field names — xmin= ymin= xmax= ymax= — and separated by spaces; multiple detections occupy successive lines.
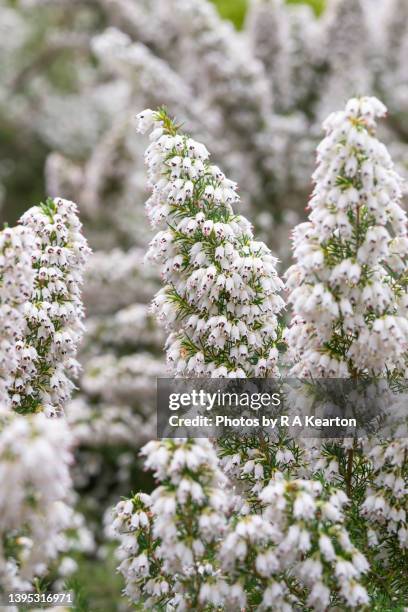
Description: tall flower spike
xmin=286 ymin=96 xmax=408 ymax=377
xmin=137 ymin=108 xmax=285 ymax=377
xmin=0 ymin=226 xmax=35 ymax=412
xmin=10 ymin=197 xmax=91 ymax=415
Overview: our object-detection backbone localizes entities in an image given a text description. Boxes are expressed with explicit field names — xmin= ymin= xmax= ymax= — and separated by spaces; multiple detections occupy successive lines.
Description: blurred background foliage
xmin=0 ymin=0 xmax=324 ymax=225
xmin=212 ymin=0 xmax=325 ymax=28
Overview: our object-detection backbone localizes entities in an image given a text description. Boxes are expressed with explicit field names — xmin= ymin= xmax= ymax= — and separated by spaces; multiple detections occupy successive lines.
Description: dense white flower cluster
xmin=114 ymin=443 xmax=369 ymax=610
xmin=112 ymin=103 xmax=392 ymax=610
xmin=138 ymin=108 xmax=285 ymax=377
xmin=259 ymin=475 xmax=369 ymax=609
xmin=286 ymin=96 xmax=408 ymax=377
xmin=0 ymin=226 xmax=35 ymax=411
xmin=113 ymin=438 xmax=231 ymax=608
xmin=0 ymin=196 xmax=90 ymax=595
xmin=8 ymin=198 xmax=90 ymax=415
xmin=0 ymin=413 xmax=73 ymax=591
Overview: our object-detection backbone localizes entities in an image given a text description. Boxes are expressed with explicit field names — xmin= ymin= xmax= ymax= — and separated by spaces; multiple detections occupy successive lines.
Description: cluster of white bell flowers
xmin=0 ymin=198 xmax=90 ymax=594
xmin=286 ymin=96 xmax=408 ymax=378
xmin=0 ymin=226 xmax=35 ymax=411
xmin=137 ymin=108 xmax=285 ymax=378
xmin=113 ymin=438 xmax=232 ymax=609
xmin=113 ymin=442 xmax=369 ymax=610
xmin=380 ymin=0 xmax=408 ymax=137
xmin=9 ymin=198 xmax=91 ymax=415
xmin=2 ymin=0 xmax=408 ymax=602
xmin=285 ymin=96 xmax=408 ymax=597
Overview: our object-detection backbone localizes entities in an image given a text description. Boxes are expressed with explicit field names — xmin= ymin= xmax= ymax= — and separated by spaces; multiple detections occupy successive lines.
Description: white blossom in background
xmin=0 ymin=413 xmax=73 ymax=592
xmin=316 ymin=0 xmax=374 ymax=120
xmin=91 ymin=27 xmax=206 ymax=124
xmin=0 ymin=226 xmax=34 ymax=411
xmin=137 ymin=107 xmax=285 ymax=377
xmin=246 ymin=0 xmax=293 ymax=113
xmin=286 ymin=96 xmax=408 ymax=378
xmin=81 ymin=249 xmax=158 ymax=314
xmin=283 ymin=3 xmax=322 ymax=110
xmin=380 ymin=0 xmax=408 ymax=138
xmin=9 ymin=198 xmax=90 ymax=415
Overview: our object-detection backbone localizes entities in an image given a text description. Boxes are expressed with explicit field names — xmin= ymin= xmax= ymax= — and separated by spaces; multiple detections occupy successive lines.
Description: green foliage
xmin=67 ymin=547 xmax=128 ymax=612
xmin=287 ymin=0 xmax=326 ymax=16
xmin=64 ymin=577 xmax=90 ymax=612
xmin=210 ymin=0 xmax=326 ymax=29
xmin=211 ymin=0 xmax=248 ymax=29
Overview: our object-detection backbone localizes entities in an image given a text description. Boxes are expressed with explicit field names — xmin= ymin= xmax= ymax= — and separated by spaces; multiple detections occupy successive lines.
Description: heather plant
xmin=0 ymin=412 xmax=74 ymax=592
xmin=286 ymin=96 xmax=408 ymax=602
xmin=0 ymin=197 xmax=90 ymax=594
xmin=1 ymin=0 xmax=408 ymax=607
xmin=11 ymin=197 xmax=90 ymax=416
xmin=112 ymin=107 xmax=377 ymax=610
xmin=286 ymin=96 xmax=408 ymax=379
xmin=137 ymin=107 xmax=285 ymax=378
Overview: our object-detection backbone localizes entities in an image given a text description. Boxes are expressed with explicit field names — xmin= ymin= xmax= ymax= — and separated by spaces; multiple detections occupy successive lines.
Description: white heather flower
xmin=113 ymin=439 xmax=231 ymax=608
xmin=0 ymin=412 xmax=73 ymax=591
xmin=286 ymin=97 xmax=408 ymax=377
xmin=11 ymin=197 xmax=91 ymax=414
xmin=319 ymin=534 xmax=336 ymax=561
xmin=0 ymin=226 xmax=35 ymax=411
xmin=138 ymin=108 xmax=285 ymax=377
xmin=259 ymin=474 xmax=368 ymax=608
